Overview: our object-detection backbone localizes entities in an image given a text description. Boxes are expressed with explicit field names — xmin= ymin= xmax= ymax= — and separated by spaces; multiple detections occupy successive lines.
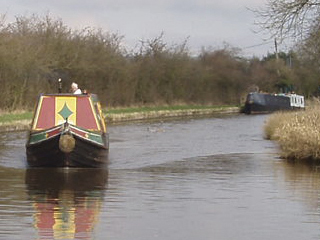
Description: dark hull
xmin=243 ymin=93 xmax=292 ymax=114
xmin=243 ymin=102 xmax=291 ymax=114
xmin=26 ymin=133 xmax=109 ymax=168
xmin=25 ymin=167 xmax=108 ymax=192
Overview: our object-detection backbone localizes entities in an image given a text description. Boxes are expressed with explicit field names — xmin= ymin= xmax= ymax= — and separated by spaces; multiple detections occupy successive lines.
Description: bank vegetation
xmin=264 ymin=102 xmax=320 ymax=163
xmin=0 ymin=14 xmax=319 ymax=112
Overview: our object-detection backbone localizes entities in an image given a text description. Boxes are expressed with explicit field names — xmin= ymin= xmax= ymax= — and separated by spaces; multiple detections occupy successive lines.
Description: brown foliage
xmin=0 ymin=14 xmax=315 ymax=110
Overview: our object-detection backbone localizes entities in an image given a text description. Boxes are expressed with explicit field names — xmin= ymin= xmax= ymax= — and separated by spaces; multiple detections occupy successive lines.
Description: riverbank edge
xmin=0 ymin=106 xmax=240 ymax=132
xmin=105 ymin=106 xmax=240 ymax=122
xmin=263 ymin=104 xmax=320 ymax=163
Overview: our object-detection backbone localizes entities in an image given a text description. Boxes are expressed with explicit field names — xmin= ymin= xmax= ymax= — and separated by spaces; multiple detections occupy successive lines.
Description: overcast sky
xmin=1 ymin=0 xmax=284 ymax=58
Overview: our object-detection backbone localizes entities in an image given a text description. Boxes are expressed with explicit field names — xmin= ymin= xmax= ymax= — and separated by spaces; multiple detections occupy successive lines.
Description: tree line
xmin=0 ymin=14 xmax=319 ymax=110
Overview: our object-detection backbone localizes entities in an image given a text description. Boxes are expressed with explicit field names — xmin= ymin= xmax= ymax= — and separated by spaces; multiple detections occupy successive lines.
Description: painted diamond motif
xmin=58 ymin=102 xmax=73 ymax=120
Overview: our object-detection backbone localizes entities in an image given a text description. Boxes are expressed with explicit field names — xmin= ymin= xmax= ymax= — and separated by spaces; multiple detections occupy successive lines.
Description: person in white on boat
xmin=71 ymin=82 xmax=82 ymax=94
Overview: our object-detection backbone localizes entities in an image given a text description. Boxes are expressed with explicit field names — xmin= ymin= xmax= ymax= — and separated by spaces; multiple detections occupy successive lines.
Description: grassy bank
xmin=0 ymin=111 xmax=33 ymax=132
xmin=264 ymin=104 xmax=320 ymax=163
xmin=0 ymin=105 xmax=240 ymax=132
xmin=105 ymin=105 xmax=239 ymax=122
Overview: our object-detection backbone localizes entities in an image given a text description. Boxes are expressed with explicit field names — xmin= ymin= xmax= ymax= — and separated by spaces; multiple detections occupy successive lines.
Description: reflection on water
xmin=274 ymin=160 xmax=320 ymax=211
xmin=25 ymin=168 xmax=108 ymax=240
xmin=2 ymin=115 xmax=320 ymax=239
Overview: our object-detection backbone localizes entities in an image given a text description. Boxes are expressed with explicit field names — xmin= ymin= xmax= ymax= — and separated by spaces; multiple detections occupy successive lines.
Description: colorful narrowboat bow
xmin=26 ymin=94 xmax=109 ymax=167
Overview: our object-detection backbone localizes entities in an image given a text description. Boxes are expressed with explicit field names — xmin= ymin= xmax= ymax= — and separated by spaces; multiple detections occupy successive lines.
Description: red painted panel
xmin=36 ymin=97 xmax=55 ymax=129
xmin=76 ymin=97 xmax=98 ymax=130
xmin=71 ymin=127 xmax=87 ymax=137
xmin=46 ymin=127 xmax=62 ymax=138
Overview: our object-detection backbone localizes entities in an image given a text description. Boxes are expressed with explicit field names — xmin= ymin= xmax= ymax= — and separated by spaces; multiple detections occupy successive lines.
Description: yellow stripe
xmin=97 ymin=102 xmax=106 ymax=132
xmin=88 ymin=98 xmax=101 ymax=131
xmin=32 ymin=96 xmax=45 ymax=130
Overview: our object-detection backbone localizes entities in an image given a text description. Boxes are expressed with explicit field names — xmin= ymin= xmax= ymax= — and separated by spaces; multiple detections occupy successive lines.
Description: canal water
xmin=1 ymin=114 xmax=320 ymax=240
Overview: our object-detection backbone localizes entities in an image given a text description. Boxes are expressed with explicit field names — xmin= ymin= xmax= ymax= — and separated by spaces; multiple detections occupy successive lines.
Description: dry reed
xmin=264 ymin=102 xmax=320 ymax=162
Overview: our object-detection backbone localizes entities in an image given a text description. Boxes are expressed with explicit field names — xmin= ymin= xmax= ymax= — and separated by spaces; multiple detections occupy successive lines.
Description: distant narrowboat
xmin=242 ymin=92 xmax=305 ymax=114
xmin=26 ymin=94 xmax=109 ymax=167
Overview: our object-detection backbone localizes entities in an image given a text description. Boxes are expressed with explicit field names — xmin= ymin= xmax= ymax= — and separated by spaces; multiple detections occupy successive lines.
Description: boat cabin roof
xmin=31 ymin=94 xmax=106 ymax=132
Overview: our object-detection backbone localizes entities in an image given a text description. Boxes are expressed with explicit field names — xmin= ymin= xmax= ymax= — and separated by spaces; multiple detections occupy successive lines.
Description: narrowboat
xmin=242 ymin=92 xmax=305 ymax=114
xmin=26 ymin=93 xmax=109 ymax=167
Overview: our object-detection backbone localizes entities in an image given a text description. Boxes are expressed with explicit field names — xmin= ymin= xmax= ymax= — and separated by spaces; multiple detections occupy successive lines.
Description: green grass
xmin=0 ymin=111 xmax=33 ymax=123
xmin=0 ymin=104 xmax=239 ymax=130
xmin=0 ymin=105 xmax=236 ymax=123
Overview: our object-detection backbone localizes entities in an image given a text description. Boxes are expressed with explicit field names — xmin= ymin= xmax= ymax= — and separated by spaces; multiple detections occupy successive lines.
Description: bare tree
xmin=256 ymin=0 xmax=320 ymax=40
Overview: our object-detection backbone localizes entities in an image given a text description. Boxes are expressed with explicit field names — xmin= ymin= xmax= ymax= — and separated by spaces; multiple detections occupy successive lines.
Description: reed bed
xmin=264 ymin=103 xmax=320 ymax=162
